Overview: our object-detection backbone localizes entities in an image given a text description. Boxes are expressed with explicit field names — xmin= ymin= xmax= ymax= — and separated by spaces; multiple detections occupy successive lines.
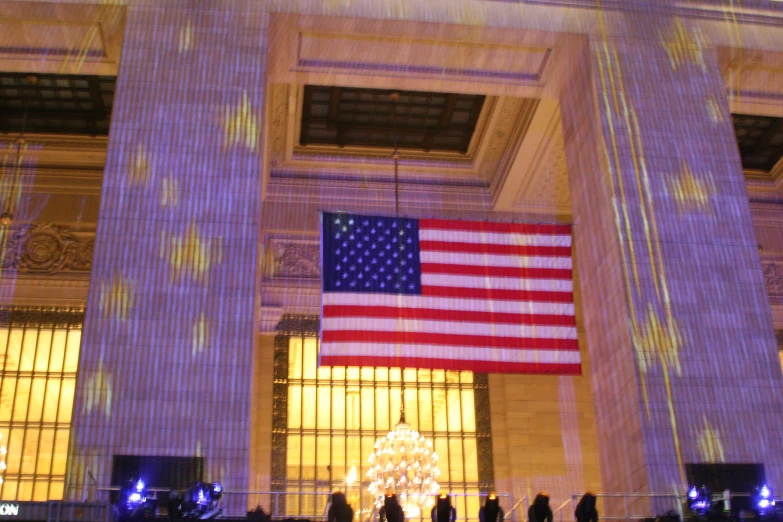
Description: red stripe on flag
xmin=420 ymin=241 xmax=571 ymax=257
xmin=420 ymin=219 xmax=571 ymax=236
xmin=319 ymin=355 xmax=582 ymax=375
xmin=321 ymin=330 xmax=579 ymax=350
xmin=423 ymin=285 xmax=574 ymax=303
xmin=322 ymin=305 xmax=576 ymax=327
xmin=421 ymin=263 xmax=573 ymax=280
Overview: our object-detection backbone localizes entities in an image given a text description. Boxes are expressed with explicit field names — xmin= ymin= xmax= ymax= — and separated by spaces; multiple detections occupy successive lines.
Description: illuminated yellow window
xmin=279 ymin=336 xmax=481 ymax=520
xmin=0 ymin=308 xmax=83 ymax=501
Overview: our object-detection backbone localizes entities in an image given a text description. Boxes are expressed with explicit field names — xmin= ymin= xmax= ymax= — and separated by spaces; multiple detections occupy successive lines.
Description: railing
xmin=504 ymin=496 xmax=528 ymax=522
xmin=570 ymin=493 xmax=683 ymax=522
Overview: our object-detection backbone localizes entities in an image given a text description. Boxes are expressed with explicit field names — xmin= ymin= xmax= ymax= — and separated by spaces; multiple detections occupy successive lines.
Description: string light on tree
xmin=367 ymin=404 xmax=440 ymax=518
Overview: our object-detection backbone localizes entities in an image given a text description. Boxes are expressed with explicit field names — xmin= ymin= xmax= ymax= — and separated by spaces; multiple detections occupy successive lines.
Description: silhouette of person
xmin=575 ymin=493 xmax=598 ymax=522
xmin=328 ymin=492 xmax=354 ymax=522
xmin=432 ymin=494 xmax=456 ymax=522
xmin=380 ymin=493 xmax=405 ymax=522
xmin=528 ymin=493 xmax=553 ymax=522
xmin=479 ymin=492 xmax=504 ymax=522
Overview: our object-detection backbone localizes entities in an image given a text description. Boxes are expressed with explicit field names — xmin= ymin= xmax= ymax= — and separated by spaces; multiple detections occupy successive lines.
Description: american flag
xmin=320 ymin=212 xmax=580 ymax=374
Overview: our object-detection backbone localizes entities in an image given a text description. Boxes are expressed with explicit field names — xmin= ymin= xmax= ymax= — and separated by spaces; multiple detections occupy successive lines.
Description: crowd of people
xmin=250 ymin=490 xmax=599 ymax=522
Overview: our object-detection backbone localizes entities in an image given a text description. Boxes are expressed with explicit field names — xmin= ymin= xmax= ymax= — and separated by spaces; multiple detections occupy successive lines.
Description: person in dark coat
xmin=380 ymin=493 xmax=405 ymax=522
xmin=432 ymin=493 xmax=456 ymax=522
xmin=528 ymin=493 xmax=553 ymax=522
xmin=328 ymin=492 xmax=354 ymax=522
xmin=575 ymin=493 xmax=598 ymax=522
xmin=479 ymin=492 xmax=504 ymax=522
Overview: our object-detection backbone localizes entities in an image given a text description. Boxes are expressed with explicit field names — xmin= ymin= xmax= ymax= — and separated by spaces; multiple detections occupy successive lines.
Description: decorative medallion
xmin=666 ymin=160 xmax=716 ymax=215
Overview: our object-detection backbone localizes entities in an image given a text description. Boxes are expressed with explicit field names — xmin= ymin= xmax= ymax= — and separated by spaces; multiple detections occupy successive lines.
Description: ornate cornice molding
xmin=764 ymin=260 xmax=783 ymax=300
xmin=1 ymin=223 xmax=94 ymax=275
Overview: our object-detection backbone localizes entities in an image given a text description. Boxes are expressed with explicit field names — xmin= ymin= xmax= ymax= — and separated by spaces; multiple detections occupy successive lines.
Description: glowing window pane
xmin=331 ymin=386 xmax=345 ymax=429
xmin=418 ymin=388 xmax=433 ymax=431
xmin=287 ymin=435 xmax=301 ymax=480
xmin=12 ymin=379 xmax=31 ymax=422
xmin=51 ymin=429 xmax=69 ymax=475
xmin=19 ymin=329 xmax=38 ymax=372
xmin=289 ymin=338 xmax=303 ymax=379
xmin=4 ymin=330 xmax=22 ymax=372
xmin=316 ymin=436 xmax=331 ymax=479
xmin=332 ymin=437 xmax=346 ymax=482
xmin=63 ymin=330 xmax=81 ymax=372
xmin=434 ymin=438 xmax=450 ymax=482
xmin=48 ymin=331 xmax=67 ymax=372
xmin=317 ymin=386 xmax=331 ymax=429
xmin=460 ymin=371 xmax=473 ymax=384
xmin=375 ymin=368 xmax=389 ymax=382
xmin=27 ymin=379 xmax=46 ymax=423
xmin=346 ymin=366 xmax=360 ymax=381
xmin=463 ymin=438 xmax=478 ymax=482
xmin=0 ymin=329 xmax=8 ymax=365
xmin=301 ymin=435 xmax=315 ymax=480
xmin=375 ymin=387 xmax=389 ymax=431
xmin=34 ymin=331 xmax=52 ymax=372
xmin=433 ymin=389 xmax=447 ymax=432
xmin=403 ymin=388 xmax=419 ymax=429
xmin=6 ymin=429 xmax=24 ymax=474
xmin=361 ymin=367 xmax=374 ymax=381
xmin=360 ymin=387 xmax=374 ymax=429
xmin=389 ymin=368 xmax=401 ymax=382
xmin=57 ymin=379 xmax=75 ymax=424
xmin=287 ymin=385 xmax=302 ymax=429
xmin=36 ymin=429 xmax=55 ymax=475
xmin=2 ymin=480 xmax=18 ymax=500
xmin=403 ymin=368 xmax=417 ymax=382
xmin=302 ymin=386 xmax=316 ymax=429
xmin=0 ymin=377 xmax=16 ymax=422
xmin=461 ymin=390 xmax=476 ymax=432
xmin=16 ymin=480 xmax=33 ymax=501
xmin=447 ymin=389 xmax=462 ymax=431
xmin=42 ymin=379 xmax=61 ymax=423
xmin=48 ymin=481 xmax=64 ymax=500
xmin=346 ymin=388 xmax=360 ymax=430
xmin=21 ymin=428 xmax=39 ymax=475
xmin=302 ymin=338 xmax=317 ymax=380
xmin=431 ymin=370 xmax=445 ymax=383
xmin=33 ymin=481 xmax=48 ymax=502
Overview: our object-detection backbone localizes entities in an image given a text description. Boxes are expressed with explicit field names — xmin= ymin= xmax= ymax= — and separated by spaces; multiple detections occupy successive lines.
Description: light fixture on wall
xmin=1 ymin=74 xmax=37 ymax=229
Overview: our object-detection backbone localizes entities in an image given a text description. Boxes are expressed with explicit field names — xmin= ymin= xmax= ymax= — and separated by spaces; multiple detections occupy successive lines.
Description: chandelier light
xmin=367 ymin=404 xmax=441 ymax=518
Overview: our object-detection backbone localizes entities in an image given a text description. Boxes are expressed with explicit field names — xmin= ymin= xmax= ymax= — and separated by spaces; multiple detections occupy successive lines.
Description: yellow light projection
xmin=159 ymin=222 xmax=223 ymax=284
xmin=222 ymin=92 xmax=261 ymax=152
xmin=594 ymin=1 xmax=694 ymax=486
xmin=192 ymin=312 xmax=208 ymax=356
xmin=179 ymin=21 xmax=194 ymax=54
xmin=58 ymin=26 xmax=99 ymax=75
xmin=161 ymin=175 xmax=179 ymax=208
xmin=81 ymin=358 xmax=113 ymax=418
xmin=660 ymin=17 xmax=707 ymax=72
xmin=99 ymin=274 xmax=135 ymax=321
xmin=666 ymin=160 xmax=716 ymax=215
xmin=696 ymin=417 xmax=725 ymax=463
xmin=705 ymin=96 xmax=726 ymax=124
xmin=128 ymin=144 xmax=151 ymax=187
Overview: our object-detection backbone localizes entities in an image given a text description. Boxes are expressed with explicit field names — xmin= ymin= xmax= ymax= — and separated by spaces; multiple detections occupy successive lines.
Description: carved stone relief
xmin=1 ymin=223 xmax=94 ymax=275
xmin=763 ymin=261 xmax=783 ymax=297
xmin=269 ymin=237 xmax=321 ymax=280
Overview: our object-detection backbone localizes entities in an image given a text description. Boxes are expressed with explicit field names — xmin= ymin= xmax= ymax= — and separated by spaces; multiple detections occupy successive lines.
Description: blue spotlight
xmin=753 ymin=485 xmax=776 ymax=518
xmin=687 ymin=486 xmax=711 ymax=517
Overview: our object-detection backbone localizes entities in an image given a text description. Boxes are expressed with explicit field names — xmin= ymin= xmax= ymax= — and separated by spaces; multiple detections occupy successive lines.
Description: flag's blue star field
xmin=322 ymin=213 xmax=422 ymax=294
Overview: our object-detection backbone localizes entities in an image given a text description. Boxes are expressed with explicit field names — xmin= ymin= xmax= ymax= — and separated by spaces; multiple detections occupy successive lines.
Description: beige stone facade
xmin=1 ymin=0 xmax=783 ymax=516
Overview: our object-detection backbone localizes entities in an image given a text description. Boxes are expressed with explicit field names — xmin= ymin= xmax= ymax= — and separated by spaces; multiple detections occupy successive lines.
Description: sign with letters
xmin=0 ymin=504 xmax=19 ymax=516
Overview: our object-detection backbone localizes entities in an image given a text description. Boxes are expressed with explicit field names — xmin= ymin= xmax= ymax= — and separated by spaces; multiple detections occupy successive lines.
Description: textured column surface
xmin=67 ymin=2 xmax=268 ymax=509
xmin=561 ymin=18 xmax=783 ymax=495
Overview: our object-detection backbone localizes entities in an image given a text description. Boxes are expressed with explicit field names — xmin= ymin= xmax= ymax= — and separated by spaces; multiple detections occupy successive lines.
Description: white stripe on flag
xmin=322 ymin=317 xmax=578 ymax=340
xmin=419 ymin=251 xmax=573 ymax=270
xmin=422 ymin=273 xmax=573 ymax=293
xmin=326 ymin=343 xmax=581 ymax=364
xmin=419 ymin=229 xmax=572 ymax=248
xmin=322 ymin=293 xmax=576 ymax=316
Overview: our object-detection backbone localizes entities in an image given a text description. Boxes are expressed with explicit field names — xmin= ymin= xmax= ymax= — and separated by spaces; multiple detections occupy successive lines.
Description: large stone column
xmin=67 ymin=2 xmax=267 ymax=510
xmin=560 ymin=17 xmax=783 ymax=495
